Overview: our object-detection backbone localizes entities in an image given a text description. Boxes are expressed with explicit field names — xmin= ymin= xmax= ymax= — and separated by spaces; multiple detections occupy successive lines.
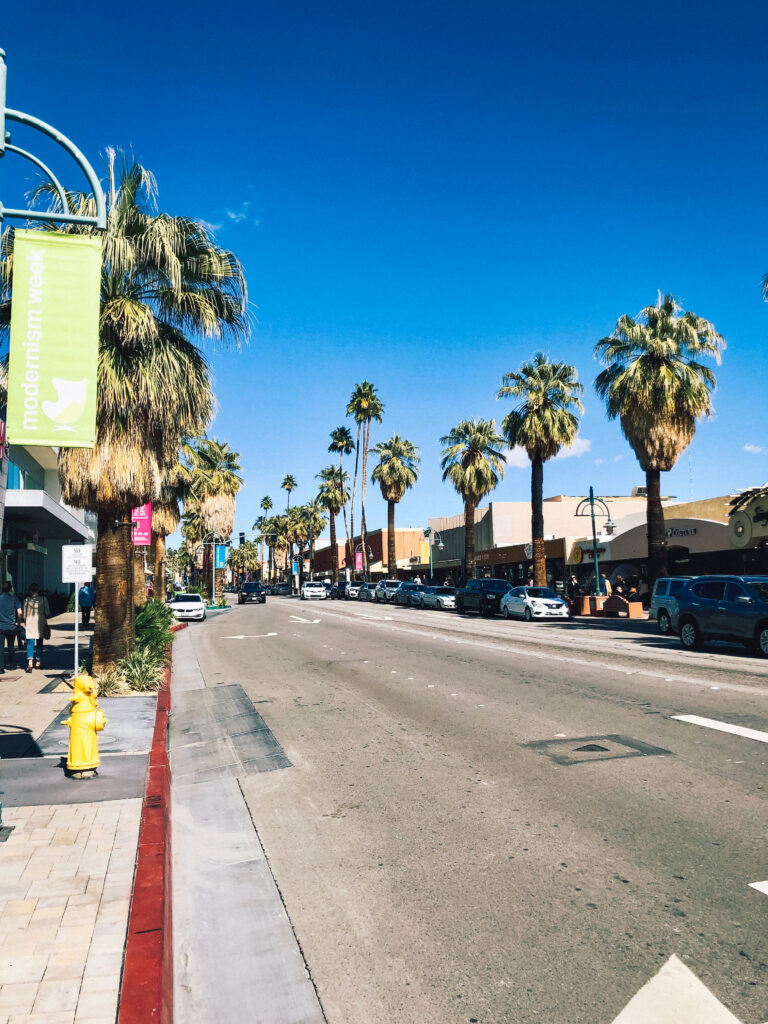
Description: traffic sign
xmin=62 ymin=543 xmax=94 ymax=583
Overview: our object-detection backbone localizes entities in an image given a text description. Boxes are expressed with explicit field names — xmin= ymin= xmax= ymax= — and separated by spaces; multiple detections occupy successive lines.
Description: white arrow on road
xmin=221 ymin=632 xmax=278 ymax=639
xmin=289 ymin=615 xmax=321 ymax=624
xmin=611 ymin=954 xmax=743 ymax=1023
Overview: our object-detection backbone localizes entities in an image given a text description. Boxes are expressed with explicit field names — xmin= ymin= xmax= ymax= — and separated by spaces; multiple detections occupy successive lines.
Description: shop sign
xmin=131 ymin=503 xmax=152 ymax=545
xmin=666 ymin=526 xmax=697 ymax=538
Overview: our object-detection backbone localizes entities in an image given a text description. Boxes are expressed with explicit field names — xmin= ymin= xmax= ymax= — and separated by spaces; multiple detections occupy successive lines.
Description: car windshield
xmin=435 ymin=587 xmax=455 ymax=595
xmin=526 ymin=588 xmax=558 ymax=599
xmin=172 ymin=594 xmax=202 ymax=603
xmin=488 ymin=580 xmax=509 ymax=591
xmin=242 ymin=583 xmax=260 ymax=589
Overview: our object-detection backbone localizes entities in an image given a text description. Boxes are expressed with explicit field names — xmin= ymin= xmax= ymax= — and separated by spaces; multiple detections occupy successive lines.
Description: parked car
xmin=300 ymin=580 xmax=327 ymax=600
xmin=357 ymin=582 xmax=376 ymax=602
xmin=421 ymin=586 xmax=456 ymax=611
xmin=677 ymin=575 xmax=768 ymax=655
xmin=374 ymin=579 xmax=401 ymax=603
xmin=329 ymin=581 xmax=350 ymax=600
xmin=169 ymin=592 xmax=206 ymax=621
xmin=273 ymin=582 xmax=292 ymax=596
xmin=345 ymin=581 xmax=363 ymax=600
xmin=393 ymin=582 xmax=426 ymax=606
xmin=237 ymin=581 xmax=266 ymax=605
xmin=500 ymin=586 xmax=570 ymax=621
xmin=455 ymin=577 xmax=512 ymax=616
xmin=649 ymin=576 xmax=693 ymax=634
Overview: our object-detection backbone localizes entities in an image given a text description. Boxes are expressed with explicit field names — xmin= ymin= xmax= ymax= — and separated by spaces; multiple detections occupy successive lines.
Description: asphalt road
xmin=187 ymin=597 xmax=768 ymax=1024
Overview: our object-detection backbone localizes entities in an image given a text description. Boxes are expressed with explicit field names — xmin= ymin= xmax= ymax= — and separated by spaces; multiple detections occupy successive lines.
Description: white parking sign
xmin=62 ymin=544 xmax=94 ymax=583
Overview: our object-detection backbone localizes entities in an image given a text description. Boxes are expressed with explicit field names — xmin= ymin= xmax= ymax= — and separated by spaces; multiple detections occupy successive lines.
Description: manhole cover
xmin=526 ymin=734 xmax=671 ymax=766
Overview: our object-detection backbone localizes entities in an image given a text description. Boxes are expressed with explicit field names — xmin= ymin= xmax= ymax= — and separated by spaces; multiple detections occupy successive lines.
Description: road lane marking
xmin=611 ymin=954 xmax=742 ymax=1022
xmin=290 ymin=615 xmax=321 ymax=623
xmin=748 ymin=880 xmax=768 ymax=896
xmin=672 ymin=715 xmax=768 ymax=744
xmin=221 ymin=633 xmax=278 ymax=639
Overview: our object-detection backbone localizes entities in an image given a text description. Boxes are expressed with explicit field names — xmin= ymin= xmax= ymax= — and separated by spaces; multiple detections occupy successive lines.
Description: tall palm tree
xmin=187 ymin=437 xmax=243 ymax=601
xmin=281 ymin=475 xmax=297 ymax=511
xmin=0 ymin=151 xmax=249 ymax=668
xmin=440 ymin=419 xmax=506 ymax=582
xmin=257 ymin=496 xmax=273 ymax=580
xmin=594 ymin=293 xmax=724 ymax=584
xmin=347 ymin=382 xmax=384 ymax=576
xmin=302 ymin=498 xmax=328 ymax=577
xmin=498 ymin=354 xmax=584 ymax=586
xmin=371 ymin=435 xmax=421 ymax=575
xmin=328 ymin=427 xmax=355 ymax=573
xmin=317 ymin=466 xmax=350 ymax=582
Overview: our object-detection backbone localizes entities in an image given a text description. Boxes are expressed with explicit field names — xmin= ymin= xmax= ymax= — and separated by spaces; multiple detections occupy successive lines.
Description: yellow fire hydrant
xmin=62 ymin=674 xmax=107 ymax=777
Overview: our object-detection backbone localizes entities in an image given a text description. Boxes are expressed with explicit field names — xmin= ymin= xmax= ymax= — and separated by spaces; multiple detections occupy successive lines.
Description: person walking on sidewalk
xmin=0 ymin=581 xmax=23 ymax=672
xmin=79 ymin=583 xmax=95 ymax=626
xmin=22 ymin=583 xmax=50 ymax=672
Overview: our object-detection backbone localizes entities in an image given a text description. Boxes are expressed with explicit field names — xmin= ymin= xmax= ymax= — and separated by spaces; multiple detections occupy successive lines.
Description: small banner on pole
xmin=7 ymin=230 xmax=101 ymax=448
xmin=215 ymin=544 xmax=227 ymax=569
xmin=131 ymin=503 xmax=152 ymax=545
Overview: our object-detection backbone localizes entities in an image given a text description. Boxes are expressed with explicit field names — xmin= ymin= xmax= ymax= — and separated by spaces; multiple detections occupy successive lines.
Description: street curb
xmin=118 ymin=657 xmax=174 ymax=1023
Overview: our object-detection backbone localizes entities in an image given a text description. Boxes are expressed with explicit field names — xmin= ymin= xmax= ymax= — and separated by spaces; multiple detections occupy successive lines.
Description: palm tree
xmin=498 ymin=354 xmax=584 ymax=586
xmin=187 ymin=438 xmax=243 ymax=602
xmin=594 ymin=293 xmax=724 ymax=584
xmin=347 ymin=382 xmax=384 ymax=576
xmin=317 ymin=466 xmax=350 ymax=582
xmin=302 ymin=498 xmax=328 ymax=577
xmin=257 ymin=496 xmax=273 ymax=580
xmin=281 ymin=475 xmax=297 ymax=511
xmin=2 ymin=151 xmax=249 ymax=668
xmin=328 ymin=427 xmax=355 ymax=573
xmin=440 ymin=419 xmax=506 ymax=582
xmin=371 ymin=435 xmax=421 ymax=575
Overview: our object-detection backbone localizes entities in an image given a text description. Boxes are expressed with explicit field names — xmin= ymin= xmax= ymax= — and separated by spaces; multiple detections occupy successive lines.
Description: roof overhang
xmin=4 ymin=489 xmax=90 ymax=541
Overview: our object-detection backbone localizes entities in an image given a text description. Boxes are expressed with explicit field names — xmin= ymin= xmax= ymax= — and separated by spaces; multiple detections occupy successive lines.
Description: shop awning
xmin=4 ymin=489 xmax=91 ymax=541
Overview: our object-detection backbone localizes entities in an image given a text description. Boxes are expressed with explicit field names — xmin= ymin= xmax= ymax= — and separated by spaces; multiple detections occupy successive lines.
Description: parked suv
xmin=237 ymin=581 xmax=266 ymax=604
xmin=329 ymin=581 xmax=350 ymax=600
xmin=677 ymin=575 xmax=768 ymax=656
xmin=649 ymin=576 xmax=693 ymax=634
xmin=455 ymin=577 xmax=511 ymax=616
xmin=394 ymin=582 xmax=425 ymax=606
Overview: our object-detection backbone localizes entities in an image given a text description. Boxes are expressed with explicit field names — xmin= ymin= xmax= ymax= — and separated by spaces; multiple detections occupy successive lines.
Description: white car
xmin=500 ymin=586 xmax=570 ymax=621
xmin=169 ymin=593 xmax=206 ymax=621
xmin=301 ymin=581 xmax=327 ymax=600
xmin=421 ymin=586 xmax=456 ymax=611
xmin=345 ymin=581 xmax=363 ymax=599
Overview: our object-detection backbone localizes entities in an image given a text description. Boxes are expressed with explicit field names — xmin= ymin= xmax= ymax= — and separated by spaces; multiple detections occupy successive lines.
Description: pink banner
xmin=355 ymin=551 xmax=363 ymax=571
xmin=131 ymin=502 xmax=152 ymax=545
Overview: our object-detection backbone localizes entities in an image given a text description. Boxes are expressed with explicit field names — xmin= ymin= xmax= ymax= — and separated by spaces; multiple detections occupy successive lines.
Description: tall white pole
xmin=73 ymin=583 xmax=79 ymax=677
xmin=211 ymin=531 xmax=216 ymax=606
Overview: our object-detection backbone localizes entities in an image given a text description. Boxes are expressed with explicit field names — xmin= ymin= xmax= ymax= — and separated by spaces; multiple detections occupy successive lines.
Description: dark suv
xmin=677 ymin=575 xmax=768 ymax=656
xmin=237 ymin=581 xmax=266 ymax=604
xmin=456 ymin=577 xmax=512 ymax=616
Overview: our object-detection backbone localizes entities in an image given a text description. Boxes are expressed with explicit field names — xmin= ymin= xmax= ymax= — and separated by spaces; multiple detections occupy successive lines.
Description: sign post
xmin=62 ymin=544 xmax=94 ymax=677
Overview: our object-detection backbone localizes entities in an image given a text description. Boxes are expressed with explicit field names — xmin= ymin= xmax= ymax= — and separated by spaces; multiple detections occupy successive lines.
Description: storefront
xmin=475 ymin=538 xmax=571 ymax=591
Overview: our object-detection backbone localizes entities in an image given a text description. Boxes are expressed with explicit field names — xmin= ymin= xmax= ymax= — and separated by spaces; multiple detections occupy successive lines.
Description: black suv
xmin=237 ymin=581 xmax=266 ymax=604
xmin=456 ymin=577 xmax=511 ymax=616
xmin=329 ymin=581 xmax=350 ymax=600
xmin=677 ymin=575 xmax=768 ymax=656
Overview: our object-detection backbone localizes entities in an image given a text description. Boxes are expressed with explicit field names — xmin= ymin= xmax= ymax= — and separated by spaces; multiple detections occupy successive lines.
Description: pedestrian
xmin=600 ymin=573 xmax=612 ymax=597
xmin=414 ymin=574 xmax=422 ymax=585
xmin=0 ymin=581 xmax=23 ymax=672
xmin=79 ymin=583 xmax=95 ymax=626
xmin=22 ymin=583 xmax=50 ymax=672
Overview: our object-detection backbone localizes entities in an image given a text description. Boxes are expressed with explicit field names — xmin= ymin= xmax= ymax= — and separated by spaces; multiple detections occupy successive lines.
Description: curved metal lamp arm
xmin=3 ymin=143 xmax=70 ymax=214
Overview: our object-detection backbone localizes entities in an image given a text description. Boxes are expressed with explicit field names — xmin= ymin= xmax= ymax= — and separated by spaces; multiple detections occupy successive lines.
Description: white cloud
xmin=744 ymin=443 xmax=767 ymax=455
xmin=507 ymin=436 xmax=591 ymax=469
xmin=594 ymin=458 xmax=606 ymax=465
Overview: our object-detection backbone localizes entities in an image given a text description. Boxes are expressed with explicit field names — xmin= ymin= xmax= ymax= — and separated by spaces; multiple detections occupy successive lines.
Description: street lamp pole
xmin=574 ymin=487 xmax=615 ymax=597
xmin=424 ymin=527 xmax=445 ymax=582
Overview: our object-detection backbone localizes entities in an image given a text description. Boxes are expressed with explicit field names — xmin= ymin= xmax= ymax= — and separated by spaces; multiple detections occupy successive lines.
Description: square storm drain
xmin=526 ymin=734 xmax=671 ymax=767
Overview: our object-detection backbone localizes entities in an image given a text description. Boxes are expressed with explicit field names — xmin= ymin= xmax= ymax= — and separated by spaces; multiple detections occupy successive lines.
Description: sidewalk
xmin=0 ymin=613 xmax=152 ymax=1024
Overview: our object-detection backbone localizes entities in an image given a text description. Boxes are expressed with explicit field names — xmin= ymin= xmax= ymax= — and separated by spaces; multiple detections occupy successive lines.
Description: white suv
xmin=374 ymin=579 xmax=401 ymax=603
xmin=301 ymin=581 xmax=327 ymax=600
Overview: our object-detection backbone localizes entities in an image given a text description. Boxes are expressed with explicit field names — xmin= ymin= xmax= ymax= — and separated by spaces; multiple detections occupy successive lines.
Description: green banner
xmin=7 ymin=229 xmax=101 ymax=448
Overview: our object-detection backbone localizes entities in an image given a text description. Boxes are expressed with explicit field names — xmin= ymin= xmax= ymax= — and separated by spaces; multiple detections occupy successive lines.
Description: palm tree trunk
xmin=361 ymin=419 xmax=370 ymax=576
xmin=134 ymin=548 xmax=147 ymax=607
xmin=646 ymin=467 xmax=668 ymax=585
xmin=349 ymin=424 xmax=361 ymax=575
xmin=93 ymin=512 xmax=134 ymax=670
xmin=531 ymin=455 xmax=546 ymax=586
xmin=387 ymin=500 xmax=396 ymax=574
xmin=340 ymin=452 xmax=351 ymax=575
xmin=329 ymin=512 xmax=338 ymax=582
xmin=464 ymin=501 xmax=476 ymax=582
xmin=155 ymin=533 xmax=167 ymax=602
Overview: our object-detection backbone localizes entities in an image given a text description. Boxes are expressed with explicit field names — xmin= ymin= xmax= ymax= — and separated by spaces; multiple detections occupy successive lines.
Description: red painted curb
xmin=118 ymin=660 xmax=173 ymax=1023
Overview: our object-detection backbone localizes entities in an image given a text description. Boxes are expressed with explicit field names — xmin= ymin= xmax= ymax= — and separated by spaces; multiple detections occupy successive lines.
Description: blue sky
xmin=2 ymin=0 xmax=767 ymax=544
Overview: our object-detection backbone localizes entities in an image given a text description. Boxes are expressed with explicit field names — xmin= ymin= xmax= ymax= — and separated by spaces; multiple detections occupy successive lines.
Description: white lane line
xmin=748 ymin=880 xmax=768 ymax=896
xmin=220 ymin=632 xmax=278 ymax=639
xmin=673 ymin=715 xmax=768 ymax=744
xmin=290 ymin=615 xmax=321 ymax=623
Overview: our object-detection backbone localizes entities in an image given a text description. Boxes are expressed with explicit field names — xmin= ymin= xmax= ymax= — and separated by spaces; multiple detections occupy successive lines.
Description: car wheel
xmin=201 ymin=612 xmax=206 ymax=621
xmin=502 ymin=605 xmax=511 ymax=619
xmin=754 ymin=623 xmax=768 ymax=658
xmin=657 ymin=610 xmax=671 ymax=635
xmin=456 ymin=599 xmax=464 ymax=615
xmin=524 ymin=607 xmax=533 ymax=622
xmin=680 ymin=618 xmax=702 ymax=650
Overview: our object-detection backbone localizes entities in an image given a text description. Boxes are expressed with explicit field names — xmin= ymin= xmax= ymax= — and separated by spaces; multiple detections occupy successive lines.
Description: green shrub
xmin=93 ymin=665 xmax=124 ymax=696
xmin=135 ymin=599 xmax=175 ymax=663
xmin=118 ymin=647 xmax=165 ymax=692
